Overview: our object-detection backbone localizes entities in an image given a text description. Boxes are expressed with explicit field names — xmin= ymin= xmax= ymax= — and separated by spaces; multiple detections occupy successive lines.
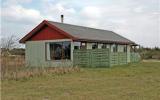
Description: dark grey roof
xmin=48 ymin=21 xmax=135 ymax=44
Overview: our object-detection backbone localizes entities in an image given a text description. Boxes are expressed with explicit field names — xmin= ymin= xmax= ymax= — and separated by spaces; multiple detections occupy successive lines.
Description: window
xmin=113 ymin=44 xmax=118 ymax=52
xmin=74 ymin=42 xmax=80 ymax=50
xmin=123 ymin=45 xmax=127 ymax=52
xmin=80 ymin=42 xmax=86 ymax=49
xmin=74 ymin=46 xmax=79 ymax=50
xmin=92 ymin=43 xmax=98 ymax=49
xmin=46 ymin=41 xmax=71 ymax=60
xmin=102 ymin=44 xmax=107 ymax=49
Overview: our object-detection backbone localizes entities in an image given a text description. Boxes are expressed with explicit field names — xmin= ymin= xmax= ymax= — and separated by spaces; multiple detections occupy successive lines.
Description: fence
xmin=110 ymin=52 xmax=127 ymax=66
xmin=130 ymin=52 xmax=141 ymax=63
xmin=73 ymin=49 xmax=109 ymax=67
xmin=73 ymin=49 xmax=140 ymax=67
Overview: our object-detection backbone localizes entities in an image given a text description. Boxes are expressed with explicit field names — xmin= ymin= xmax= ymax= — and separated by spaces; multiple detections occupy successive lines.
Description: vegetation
xmin=1 ymin=35 xmax=22 ymax=50
xmin=1 ymin=66 xmax=80 ymax=81
xmin=2 ymin=62 xmax=160 ymax=100
xmin=137 ymin=47 xmax=160 ymax=60
xmin=1 ymin=55 xmax=80 ymax=80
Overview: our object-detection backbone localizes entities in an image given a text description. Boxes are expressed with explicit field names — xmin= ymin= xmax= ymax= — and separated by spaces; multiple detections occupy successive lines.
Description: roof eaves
xmin=74 ymin=38 xmax=134 ymax=45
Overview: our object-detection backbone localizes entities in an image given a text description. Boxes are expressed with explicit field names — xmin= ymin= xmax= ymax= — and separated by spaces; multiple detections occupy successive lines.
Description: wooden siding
xmin=29 ymin=26 xmax=68 ymax=41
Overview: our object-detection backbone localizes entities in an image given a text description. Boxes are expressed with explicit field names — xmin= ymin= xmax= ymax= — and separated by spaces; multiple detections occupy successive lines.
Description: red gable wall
xmin=29 ymin=25 xmax=68 ymax=41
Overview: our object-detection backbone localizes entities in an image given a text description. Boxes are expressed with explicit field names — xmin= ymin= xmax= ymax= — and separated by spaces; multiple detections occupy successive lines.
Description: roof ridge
xmin=47 ymin=20 xmax=113 ymax=32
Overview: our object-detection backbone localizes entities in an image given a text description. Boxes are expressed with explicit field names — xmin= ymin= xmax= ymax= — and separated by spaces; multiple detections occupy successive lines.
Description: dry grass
xmin=1 ymin=62 xmax=160 ymax=100
xmin=1 ymin=55 xmax=25 ymax=77
xmin=1 ymin=55 xmax=25 ymax=68
xmin=1 ymin=56 xmax=80 ymax=80
xmin=143 ymin=59 xmax=160 ymax=62
xmin=1 ymin=67 xmax=80 ymax=80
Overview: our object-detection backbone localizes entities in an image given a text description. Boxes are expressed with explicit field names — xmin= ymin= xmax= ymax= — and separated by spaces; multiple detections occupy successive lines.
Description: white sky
xmin=1 ymin=0 xmax=160 ymax=47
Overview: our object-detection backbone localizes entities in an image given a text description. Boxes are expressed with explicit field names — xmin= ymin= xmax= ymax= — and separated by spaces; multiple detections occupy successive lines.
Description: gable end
xmin=29 ymin=25 xmax=69 ymax=41
xmin=19 ymin=20 xmax=76 ymax=43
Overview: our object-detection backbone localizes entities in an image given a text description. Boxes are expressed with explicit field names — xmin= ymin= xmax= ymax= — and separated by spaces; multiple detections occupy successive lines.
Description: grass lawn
xmin=1 ymin=62 xmax=160 ymax=100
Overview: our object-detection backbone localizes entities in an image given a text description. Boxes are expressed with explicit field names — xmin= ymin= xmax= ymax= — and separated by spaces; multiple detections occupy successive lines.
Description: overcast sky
xmin=1 ymin=0 xmax=160 ymax=47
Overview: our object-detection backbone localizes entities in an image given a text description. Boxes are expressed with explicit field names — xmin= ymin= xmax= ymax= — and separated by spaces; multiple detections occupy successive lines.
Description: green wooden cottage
xmin=20 ymin=19 xmax=140 ymax=67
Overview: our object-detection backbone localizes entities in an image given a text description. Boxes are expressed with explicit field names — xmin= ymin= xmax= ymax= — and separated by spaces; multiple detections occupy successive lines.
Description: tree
xmin=1 ymin=35 xmax=20 ymax=50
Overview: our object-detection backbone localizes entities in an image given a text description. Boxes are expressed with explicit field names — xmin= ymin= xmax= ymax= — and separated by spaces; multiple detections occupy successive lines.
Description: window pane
xmin=49 ymin=43 xmax=54 ymax=60
xmin=63 ymin=42 xmax=71 ymax=59
xmin=123 ymin=45 xmax=127 ymax=52
xmin=102 ymin=44 xmax=106 ymax=49
xmin=47 ymin=42 xmax=71 ymax=60
xmin=81 ymin=42 xmax=86 ymax=49
xmin=74 ymin=42 xmax=80 ymax=50
xmin=74 ymin=46 xmax=79 ymax=49
xmin=113 ymin=44 xmax=118 ymax=52
xmin=92 ymin=43 xmax=98 ymax=49
xmin=51 ymin=42 xmax=63 ymax=60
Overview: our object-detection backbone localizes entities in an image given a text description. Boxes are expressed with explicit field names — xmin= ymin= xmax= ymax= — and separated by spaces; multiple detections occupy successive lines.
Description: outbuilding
xmin=20 ymin=18 xmax=140 ymax=67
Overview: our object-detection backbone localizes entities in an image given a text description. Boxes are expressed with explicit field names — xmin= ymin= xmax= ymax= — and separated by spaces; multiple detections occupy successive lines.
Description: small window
xmin=46 ymin=41 xmax=71 ymax=60
xmin=80 ymin=42 xmax=86 ymax=49
xmin=123 ymin=45 xmax=127 ymax=52
xmin=92 ymin=43 xmax=98 ymax=49
xmin=113 ymin=44 xmax=118 ymax=52
xmin=102 ymin=44 xmax=107 ymax=49
xmin=74 ymin=42 xmax=80 ymax=50
xmin=74 ymin=46 xmax=79 ymax=50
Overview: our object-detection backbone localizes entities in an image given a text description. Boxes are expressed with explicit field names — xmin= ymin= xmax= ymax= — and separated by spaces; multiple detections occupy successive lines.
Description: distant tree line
xmin=137 ymin=46 xmax=160 ymax=60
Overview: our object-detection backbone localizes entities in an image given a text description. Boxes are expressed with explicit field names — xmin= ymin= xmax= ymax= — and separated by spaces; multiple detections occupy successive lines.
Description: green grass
xmin=2 ymin=62 xmax=160 ymax=100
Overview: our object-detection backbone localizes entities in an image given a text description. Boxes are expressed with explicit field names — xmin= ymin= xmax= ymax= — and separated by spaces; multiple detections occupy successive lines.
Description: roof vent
xmin=61 ymin=15 xmax=64 ymax=23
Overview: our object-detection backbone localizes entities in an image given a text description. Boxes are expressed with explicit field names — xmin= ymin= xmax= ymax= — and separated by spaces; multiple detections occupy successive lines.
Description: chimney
xmin=61 ymin=15 xmax=64 ymax=23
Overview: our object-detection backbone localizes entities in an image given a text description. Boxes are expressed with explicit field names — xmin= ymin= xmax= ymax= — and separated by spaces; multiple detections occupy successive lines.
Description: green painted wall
xmin=127 ymin=45 xmax=131 ymax=63
xmin=86 ymin=43 xmax=92 ymax=49
xmin=25 ymin=39 xmax=73 ymax=67
xmin=118 ymin=45 xmax=125 ymax=52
